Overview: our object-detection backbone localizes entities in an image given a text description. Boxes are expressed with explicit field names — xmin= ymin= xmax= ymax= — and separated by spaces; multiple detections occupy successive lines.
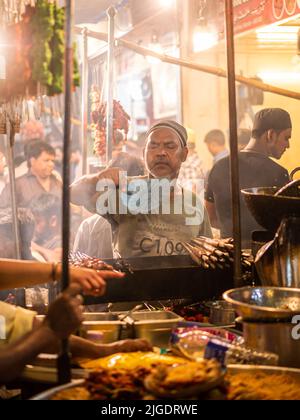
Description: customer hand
xmin=70 ymin=267 xmax=125 ymax=296
xmin=44 ymin=284 xmax=84 ymax=339
xmin=109 ymin=339 xmax=153 ymax=354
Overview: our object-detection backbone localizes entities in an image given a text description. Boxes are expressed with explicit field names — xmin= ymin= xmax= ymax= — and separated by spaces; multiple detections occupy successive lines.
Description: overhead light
xmin=256 ymin=25 xmax=299 ymax=43
xmin=258 ymin=71 xmax=300 ymax=83
xmin=193 ymin=26 xmax=218 ymax=52
xmin=159 ymin=0 xmax=175 ymax=8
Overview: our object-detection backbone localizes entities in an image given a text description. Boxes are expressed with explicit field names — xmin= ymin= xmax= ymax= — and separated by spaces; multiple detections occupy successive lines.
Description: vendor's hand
xmin=44 ymin=284 xmax=84 ymax=339
xmin=70 ymin=267 xmax=125 ymax=296
xmin=70 ymin=168 xmax=122 ymax=212
xmin=109 ymin=339 xmax=153 ymax=354
xmin=96 ymin=167 xmax=121 ymax=187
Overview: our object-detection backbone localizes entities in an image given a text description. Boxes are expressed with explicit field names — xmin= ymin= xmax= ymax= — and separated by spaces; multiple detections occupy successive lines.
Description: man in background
xmin=30 ymin=193 xmax=61 ymax=262
xmin=205 ymin=108 xmax=291 ymax=247
xmin=178 ymin=128 xmax=205 ymax=192
xmin=204 ymin=129 xmax=229 ymax=165
xmin=0 ymin=141 xmax=61 ymax=208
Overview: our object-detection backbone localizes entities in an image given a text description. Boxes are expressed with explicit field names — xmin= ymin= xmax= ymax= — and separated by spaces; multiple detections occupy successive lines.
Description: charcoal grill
xmin=84 ymin=255 xmax=236 ymax=304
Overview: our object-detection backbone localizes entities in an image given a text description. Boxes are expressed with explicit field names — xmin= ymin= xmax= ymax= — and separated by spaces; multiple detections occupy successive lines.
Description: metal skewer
xmin=57 ymin=0 xmax=74 ymax=385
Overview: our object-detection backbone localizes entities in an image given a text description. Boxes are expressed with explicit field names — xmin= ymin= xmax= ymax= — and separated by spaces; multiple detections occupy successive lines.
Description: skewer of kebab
xmin=182 ymin=243 xmax=218 ymax=270
xmin=69 ymin=251 xmax=134 ymax=275
xmin=184 ymin=237 xmax=252 ymax=270
xmin=92 ymin=99 xmax=131 ymax=158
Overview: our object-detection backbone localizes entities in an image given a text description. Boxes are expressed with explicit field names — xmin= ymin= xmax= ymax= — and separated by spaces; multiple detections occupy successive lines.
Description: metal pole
xmin=225 ymin=0 xmax=242 ymax=287
xmin=6 ymin=120 xmax=25 ymax=307
xmin=6 ymin=120 xmax=21 ymax=260
xmin=57 ymin=0 xmax=74 ymax=385
xmin=106 ymin=7 xmax=116 ymax=165
xmin=81 ymin=27 xmax=88 ymax=175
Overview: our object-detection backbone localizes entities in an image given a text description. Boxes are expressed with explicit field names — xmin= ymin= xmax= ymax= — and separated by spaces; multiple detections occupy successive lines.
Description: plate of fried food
xmin=144 ymin=359 xmax=224 ymax=399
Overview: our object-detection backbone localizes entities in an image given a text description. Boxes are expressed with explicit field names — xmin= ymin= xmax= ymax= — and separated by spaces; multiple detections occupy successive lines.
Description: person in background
xmin=15 ymin=120 xmax=46 ymax=179
xmin=0 ymin=284 xmax=151 ymax=384
xmin=204 ymin=129 xmax=229 ymax=165
xmin=30 ymin=193 xmax=62 ymax=262
xmin=0 ymin=141 xmax=61 ymax=209
xmin=205 ymin=108 xmax=291 ymax=247
xmin=0 ymin=208 xmax=35 ymax=261
xmin=73 ymin=153 xmax=145 ymax=259
xmin=178 ymin=128 xmax=206 ymax=192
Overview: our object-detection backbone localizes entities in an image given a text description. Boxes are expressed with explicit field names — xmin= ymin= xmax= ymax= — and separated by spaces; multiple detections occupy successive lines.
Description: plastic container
xmin=204 ymin=338 xmax=279 ymax=367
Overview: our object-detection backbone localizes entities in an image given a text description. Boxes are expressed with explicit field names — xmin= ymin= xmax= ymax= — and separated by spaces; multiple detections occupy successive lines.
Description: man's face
xmin=268 ymin=128 xmax=291 ymax=160
xmin=31 ymin=152 xmax=55 ymax=178
xmin=144 ymin=128 xmax=188 ymax=179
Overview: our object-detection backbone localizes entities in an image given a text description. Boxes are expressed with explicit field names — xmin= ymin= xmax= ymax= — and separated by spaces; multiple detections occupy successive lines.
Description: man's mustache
xmin=153 ymin=159 xmax=170 ymax=166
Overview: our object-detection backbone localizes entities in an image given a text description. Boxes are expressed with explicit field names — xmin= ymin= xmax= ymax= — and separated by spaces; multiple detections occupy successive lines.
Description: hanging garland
xmin=0 ymin=0 xmax=36 ymax=25
xmin=0 ymin=0 xmax=80 ymax=102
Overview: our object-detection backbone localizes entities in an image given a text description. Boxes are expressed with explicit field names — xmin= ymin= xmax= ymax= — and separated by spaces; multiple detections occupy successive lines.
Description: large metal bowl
xmin=242 ymin=187 xmax=300 ymax=232
xmin=223 ymin=287 xmax=300 ymax=321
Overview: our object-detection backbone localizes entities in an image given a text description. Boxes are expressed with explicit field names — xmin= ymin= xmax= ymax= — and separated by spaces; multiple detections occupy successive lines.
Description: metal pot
xmin=241 ymin=318 xmax=300 ymax=368
xmin=207 ymin=301 xmax=236 ymax=326
xmin=255 ymin=217 xmax=300 ymax=288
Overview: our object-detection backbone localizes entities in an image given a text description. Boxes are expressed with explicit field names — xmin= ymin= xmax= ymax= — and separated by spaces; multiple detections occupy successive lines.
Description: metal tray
xmin=81 ymin=311 xmax=182 ymax=348
xmin=31 ymin=365 xmax=300 ymax=400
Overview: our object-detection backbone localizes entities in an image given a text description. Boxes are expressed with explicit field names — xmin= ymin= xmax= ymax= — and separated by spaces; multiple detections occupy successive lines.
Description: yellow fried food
xmin=80 ymin=352 xmax=186 ymax=371
xmin=144 ymin=359 xmax=224 ymax=399
xmin=52 ymin=387 xmax=90 ymax=401
xmin=162 ymin=360 xmax=222 ymax=387
xmin=227 ymin=372 xmax=300 ymax=401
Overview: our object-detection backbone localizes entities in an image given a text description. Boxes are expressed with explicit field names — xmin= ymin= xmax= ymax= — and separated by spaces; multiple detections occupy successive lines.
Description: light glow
xmin=256 ymin=25 xmax=299 ymax=43
xmin=258 ymin=71 xmax=300 ymax=83
xmin=193 ymin=29 xmax=218 ymax=52
xmin=159 ymin=0 xmax=175 ymax=8
xmin=147 ymin=42 xmax=164 ymax=64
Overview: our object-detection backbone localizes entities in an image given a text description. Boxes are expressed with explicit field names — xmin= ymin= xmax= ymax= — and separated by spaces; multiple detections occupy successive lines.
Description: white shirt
xmin=73 ymin=214 xmax=114 ymax=259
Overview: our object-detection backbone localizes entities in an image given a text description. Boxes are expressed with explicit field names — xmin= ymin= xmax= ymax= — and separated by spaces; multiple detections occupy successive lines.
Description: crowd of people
xmin=0 ymin=107 xmax=294 ymax=391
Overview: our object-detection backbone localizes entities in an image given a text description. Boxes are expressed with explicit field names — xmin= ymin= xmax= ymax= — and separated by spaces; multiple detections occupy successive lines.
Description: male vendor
xmin=71 ymin=121 xmax=212 ymax=258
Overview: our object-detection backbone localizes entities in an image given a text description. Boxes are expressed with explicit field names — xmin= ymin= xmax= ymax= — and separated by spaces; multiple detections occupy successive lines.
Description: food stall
xmin=1 ymin=0 xmax=300 ymax=401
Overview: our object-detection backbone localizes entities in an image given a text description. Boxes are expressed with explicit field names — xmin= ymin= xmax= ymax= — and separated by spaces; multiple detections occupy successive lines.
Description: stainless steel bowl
xmin=223 ymin=287 xmax=300 ymax=321
xmin=206 ymin=301 xmax=236 ymax=326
